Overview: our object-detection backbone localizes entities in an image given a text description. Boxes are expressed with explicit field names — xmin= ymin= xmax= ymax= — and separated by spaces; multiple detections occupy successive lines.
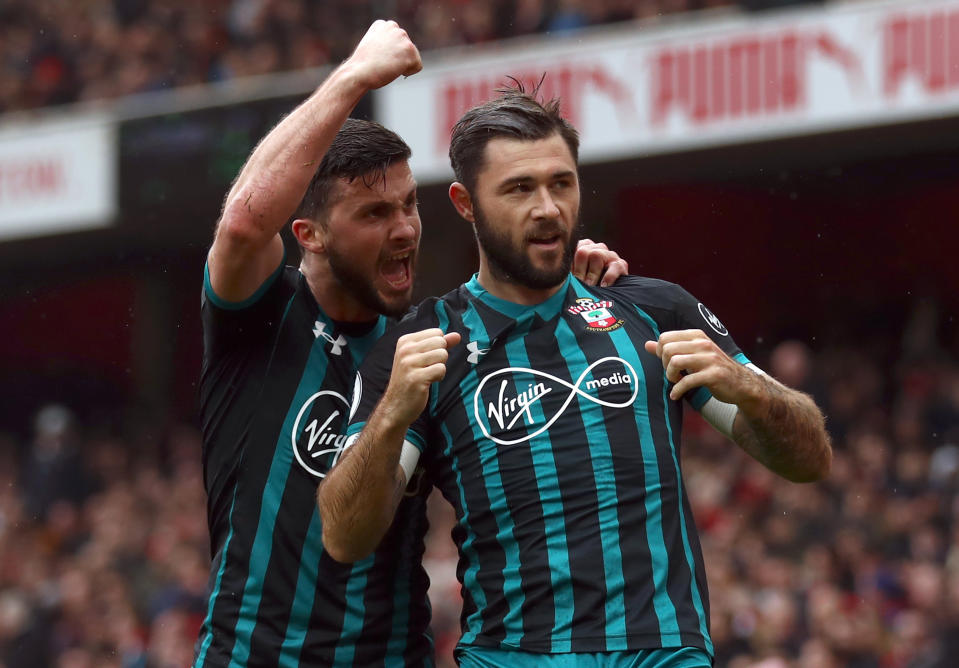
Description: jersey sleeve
xmin=345 ymin=305 xmax=440 ymax=452
xmin=200 ymin=254 xmax=289 ymax=368
xmin=615 ymin=276 xmax=752 ymax=410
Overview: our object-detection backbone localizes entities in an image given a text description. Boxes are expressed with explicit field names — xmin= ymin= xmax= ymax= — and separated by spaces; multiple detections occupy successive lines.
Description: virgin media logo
xmin=473 ymin=357 xmax=639 ymax=446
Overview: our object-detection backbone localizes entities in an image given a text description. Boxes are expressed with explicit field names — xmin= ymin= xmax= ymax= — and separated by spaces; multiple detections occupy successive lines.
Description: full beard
xmin=473 ymin=203 xmax=579 ymax=290
xmin=326 ymin=244 xmax=412 ymax=319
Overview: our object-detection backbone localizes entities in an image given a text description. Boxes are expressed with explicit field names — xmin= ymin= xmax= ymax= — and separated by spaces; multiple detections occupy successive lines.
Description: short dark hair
xmin=294 ymin=118 xmax=411 ymax=221
xmin=449 ymin=82 xmax=580 ymax=193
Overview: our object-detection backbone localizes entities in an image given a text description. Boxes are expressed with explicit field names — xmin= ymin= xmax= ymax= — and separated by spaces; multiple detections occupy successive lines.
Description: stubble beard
xmin=472 ymin=200 xmax=579 ymax=290
xmin=326 ymin=243 xmax=412 ymax=319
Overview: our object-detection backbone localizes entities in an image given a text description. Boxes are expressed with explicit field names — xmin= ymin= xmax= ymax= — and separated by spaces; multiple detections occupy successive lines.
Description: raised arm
xmin=645 ymin=330 xmax=832 ymax=482
xmin=319 ymin=329 xmax=460 ymax=563
xmin=207 ymin=20 xmax=422 ymax=302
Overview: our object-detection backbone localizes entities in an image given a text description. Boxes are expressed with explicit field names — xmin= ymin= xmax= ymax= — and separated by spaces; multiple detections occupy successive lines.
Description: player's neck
xmin=475 ymin=265 xmax=565 ymax=306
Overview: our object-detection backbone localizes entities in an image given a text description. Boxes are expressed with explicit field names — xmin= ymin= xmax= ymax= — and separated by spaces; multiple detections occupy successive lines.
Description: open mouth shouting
xmin=380 ymin=248 xmax=415 ymax=291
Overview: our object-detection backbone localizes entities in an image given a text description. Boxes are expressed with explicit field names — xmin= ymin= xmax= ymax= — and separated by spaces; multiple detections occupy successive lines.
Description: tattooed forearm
xmin=731 ymin=375 xmax=832 ymax=483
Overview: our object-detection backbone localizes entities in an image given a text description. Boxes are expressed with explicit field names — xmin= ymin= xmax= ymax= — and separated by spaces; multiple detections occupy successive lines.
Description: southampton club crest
xmin=567 ymin=298 xmax=624 ymax=333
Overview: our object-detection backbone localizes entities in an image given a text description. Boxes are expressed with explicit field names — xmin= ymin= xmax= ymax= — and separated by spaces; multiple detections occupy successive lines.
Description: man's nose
xmin=390 ymin=210 xmax=419 ymax=241
xmin=532 ymin=187 xmax=560 ymax=219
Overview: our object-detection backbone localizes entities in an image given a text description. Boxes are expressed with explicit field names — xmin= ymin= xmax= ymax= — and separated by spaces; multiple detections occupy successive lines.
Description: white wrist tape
xmin=700 ymin=362 xmax=768 ymax=437
xmin=399 ymin=440 xmax=421 ymax=483
xmin=700 ymin=397 xmax=738 ymax=437
xmin=338 ymin=434 xmax=421 ymax=484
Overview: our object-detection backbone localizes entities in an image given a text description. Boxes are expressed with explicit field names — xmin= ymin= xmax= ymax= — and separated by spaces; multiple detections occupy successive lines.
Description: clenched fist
xmin=347 ymin=20 xmax=422 ymax=91
xmin=644 ymin=329 xmax=761 ymax=404
xmin=381 ymin=328 xmax=461 ymax=427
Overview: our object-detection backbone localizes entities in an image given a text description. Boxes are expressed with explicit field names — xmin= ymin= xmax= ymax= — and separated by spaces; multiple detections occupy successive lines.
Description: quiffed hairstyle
xmin=448 ymin=81 xmax=580 ymax=193
xmin=293 ymin=118 xmax=411 ymax=222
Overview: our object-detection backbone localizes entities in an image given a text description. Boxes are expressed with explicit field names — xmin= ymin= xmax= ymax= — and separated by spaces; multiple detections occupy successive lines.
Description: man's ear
xmin=291 ymin=218 xmax=326 ymax=254
xmin=448 ymin=182 xmax=475 ymax=223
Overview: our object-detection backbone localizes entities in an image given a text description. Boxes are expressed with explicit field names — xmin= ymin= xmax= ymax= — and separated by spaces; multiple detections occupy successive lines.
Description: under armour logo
xmin=467 ymin=340 xmax=489 ymax=365
xmin=313 ymin=320 xmax=347 ymax=355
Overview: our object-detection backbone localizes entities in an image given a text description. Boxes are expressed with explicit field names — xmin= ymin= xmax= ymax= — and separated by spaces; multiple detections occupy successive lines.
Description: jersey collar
xmin=464 ymin=273 xmax=572 ymax=322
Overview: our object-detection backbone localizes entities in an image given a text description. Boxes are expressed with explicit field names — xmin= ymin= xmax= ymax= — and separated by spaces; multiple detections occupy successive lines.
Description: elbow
xmin=317 ymin=487 xmax=378 ymax=564
xmin=787 ymin=436 xmax=833 ymax=484
xmin=217 ymin=183 xmax=279 ymax=248
xmin=322 ymin=527 xmax=372 ymax=564
xmin=789 ymin=403 xmax=833 ymax=483
xmin=320 ymin=511 xmax=391 ymax=563
xmin=811 ymin=439 xmax=833 ymax=481
xmin=216 ymin=204 xmax=263 ymax=249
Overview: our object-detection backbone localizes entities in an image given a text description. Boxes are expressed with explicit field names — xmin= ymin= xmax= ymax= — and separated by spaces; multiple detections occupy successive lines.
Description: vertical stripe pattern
xmin=197 ymin=268 xmax=432 ymax=667
xmin=346 ymin=275 xmax=739 ymax=658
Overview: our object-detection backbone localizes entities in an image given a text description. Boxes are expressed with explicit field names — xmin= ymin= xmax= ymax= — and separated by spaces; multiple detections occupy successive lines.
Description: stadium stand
xmin=0 ymin=0 xmax=827 ymax=113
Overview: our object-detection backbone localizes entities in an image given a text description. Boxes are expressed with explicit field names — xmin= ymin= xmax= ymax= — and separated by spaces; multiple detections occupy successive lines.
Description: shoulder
xmin=394 ymin=296 xmax=444 ymax=331
xmin=394 ymin=286 xmax=471 ymax=332
xmin=598 ymin=274 xmax=717 ymax=335
xmin=203 ymin=263 xmax=298 ymax=314
xmin=605 ymin=274 xmax=695 ymax=310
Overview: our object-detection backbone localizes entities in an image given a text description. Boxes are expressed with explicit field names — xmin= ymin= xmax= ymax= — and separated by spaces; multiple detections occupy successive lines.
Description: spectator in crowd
xmin=20 ymin=404 xmax=92 ymax=522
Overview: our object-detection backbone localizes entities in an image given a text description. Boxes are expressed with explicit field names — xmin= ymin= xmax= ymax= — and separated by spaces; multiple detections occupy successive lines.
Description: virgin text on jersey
xmin=291 ymin=390 xmax=351 ymax=477
xmin=473 ymin=358 xmax=640 ymax=446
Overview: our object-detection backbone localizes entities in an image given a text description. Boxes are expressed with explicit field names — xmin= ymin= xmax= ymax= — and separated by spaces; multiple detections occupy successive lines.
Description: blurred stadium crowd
xmin=1 ymin=0 xmax=823 ymax=113
xmin=1 ymin=301 xmax=957 ymax=668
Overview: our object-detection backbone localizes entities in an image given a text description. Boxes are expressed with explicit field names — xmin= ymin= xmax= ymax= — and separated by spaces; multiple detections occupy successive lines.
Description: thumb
xmin=643 ymin=340 xmax=659 ymax=356
xmin=444 ymin=332 xmax=462 ymax=348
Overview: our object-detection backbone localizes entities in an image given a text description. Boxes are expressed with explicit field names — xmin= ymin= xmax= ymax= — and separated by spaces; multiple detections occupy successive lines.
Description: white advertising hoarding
xmin=378 ymin=0 xmax=959 ymax=182
xmin=0 ymin=114 xmax=116 ymax=240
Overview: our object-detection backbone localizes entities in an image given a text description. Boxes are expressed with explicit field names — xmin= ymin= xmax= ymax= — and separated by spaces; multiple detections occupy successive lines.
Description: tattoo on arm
xmin=731 ymin=376 xmax=831 ymax=483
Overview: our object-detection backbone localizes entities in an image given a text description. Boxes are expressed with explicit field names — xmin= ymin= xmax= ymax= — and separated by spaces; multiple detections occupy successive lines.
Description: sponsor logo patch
xmin=473 ymin=357 xmax=639 ymax=446
xmin=697 ymin=303 xmax=729 ymax=337
xmin=291 ymin=390 xmax=350 ymax=478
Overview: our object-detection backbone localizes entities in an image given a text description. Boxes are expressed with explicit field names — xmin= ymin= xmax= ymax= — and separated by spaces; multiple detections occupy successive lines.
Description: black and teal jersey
xmin=348 ymin=273 xmax=752 ymax=657
xmin=195 ymin=263 xmax=433 ymax=667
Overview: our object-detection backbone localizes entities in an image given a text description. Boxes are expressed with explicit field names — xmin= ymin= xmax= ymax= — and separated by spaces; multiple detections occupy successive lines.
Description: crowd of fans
xmin=0 ymin=0 xmax=824 ymax=114
xmin=0 ymin=413 xmax=207 ymax=667
xmin=0 ymin=299 xmax=956 ymax=668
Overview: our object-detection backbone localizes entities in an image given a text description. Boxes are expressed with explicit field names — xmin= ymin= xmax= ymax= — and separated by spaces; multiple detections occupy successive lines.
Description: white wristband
xmin=399 ymin=440 xmax=421 ymax=483
xmin=699 ymin=362 xmax=768 ymax=437
xmin=700 ymin=397 xmax=738 ymax=437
